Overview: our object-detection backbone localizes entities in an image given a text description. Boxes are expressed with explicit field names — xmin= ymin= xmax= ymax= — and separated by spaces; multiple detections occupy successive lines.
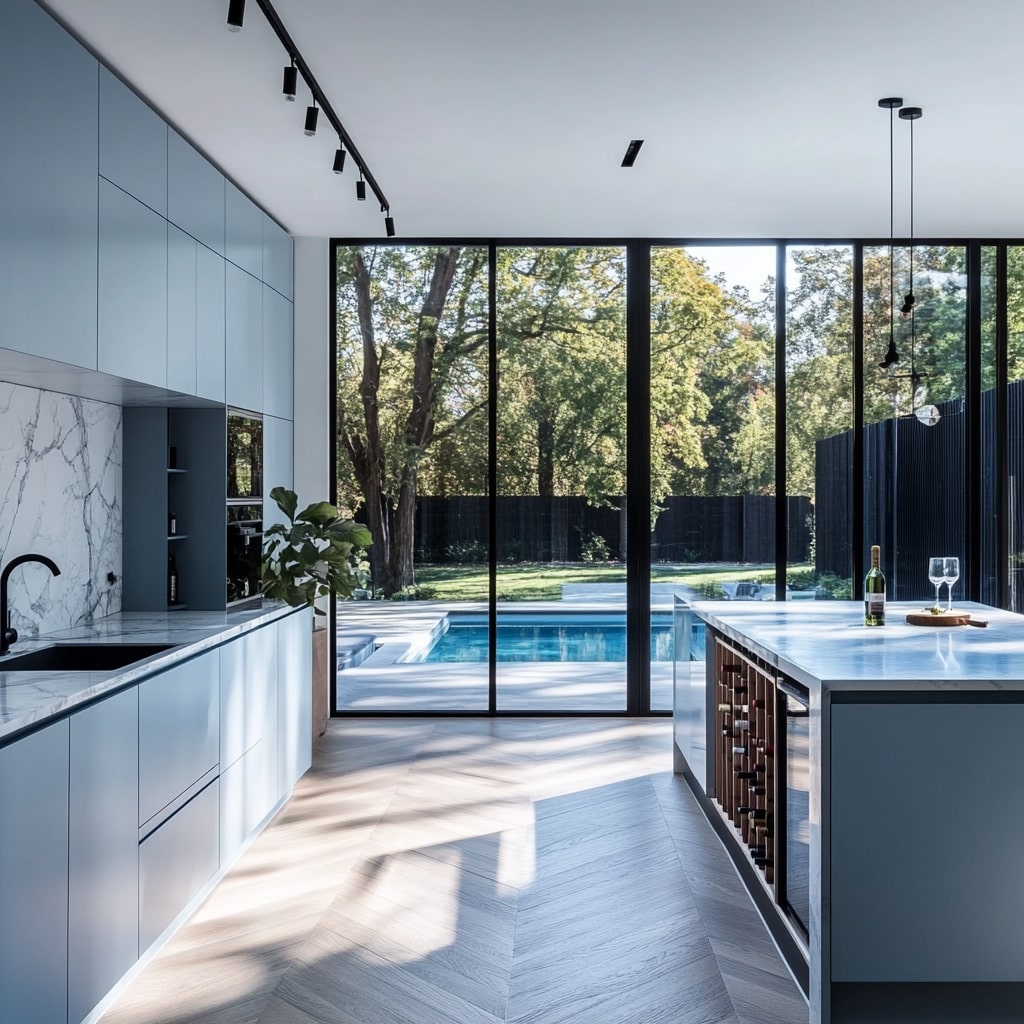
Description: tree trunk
xmin=537 ymin=416 xmax=555 ymax=497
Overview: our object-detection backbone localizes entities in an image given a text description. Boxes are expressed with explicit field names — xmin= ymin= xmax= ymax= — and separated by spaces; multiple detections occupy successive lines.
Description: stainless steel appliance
xmin=779 ymin=676 xmax=810 ymax=938
xmin=227 ymin=504 xmax=263 ymax=605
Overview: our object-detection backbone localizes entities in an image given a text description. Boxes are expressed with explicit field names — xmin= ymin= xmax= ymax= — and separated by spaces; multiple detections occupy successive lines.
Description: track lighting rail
xmin=233 ymin=0 xmax=393 ymax=232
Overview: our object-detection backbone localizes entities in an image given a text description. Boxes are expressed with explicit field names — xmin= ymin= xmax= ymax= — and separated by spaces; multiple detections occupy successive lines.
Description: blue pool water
xmin=419 ymin=614 xmax=706 ymax=664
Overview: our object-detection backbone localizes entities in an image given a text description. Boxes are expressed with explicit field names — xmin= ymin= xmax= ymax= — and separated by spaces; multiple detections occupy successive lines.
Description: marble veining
xmin=0 ymin=603 xmax=301 ymax=743
xmin=0 ymin=382 xmax=121 ymax=637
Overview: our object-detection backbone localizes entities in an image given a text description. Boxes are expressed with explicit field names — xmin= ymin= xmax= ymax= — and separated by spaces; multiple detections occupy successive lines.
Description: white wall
xmin=0 ymin=382 xmax=121 ymax=635
xmin=292 ymin=236 xmax=330 ymax=513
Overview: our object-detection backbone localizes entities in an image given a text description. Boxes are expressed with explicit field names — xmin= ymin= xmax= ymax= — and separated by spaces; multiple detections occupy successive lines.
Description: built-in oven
xmin=779 ymin=676 xmax=810 ymax=939
xmin=227 ymin=411 xmax=263 ymax=500
xmin=227 ymin=504 xmax=263 ymax=605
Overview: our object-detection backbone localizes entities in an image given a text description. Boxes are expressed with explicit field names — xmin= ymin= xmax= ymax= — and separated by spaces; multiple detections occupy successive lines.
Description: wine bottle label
xmin=867 ymin=594 xmax=885 ymax=615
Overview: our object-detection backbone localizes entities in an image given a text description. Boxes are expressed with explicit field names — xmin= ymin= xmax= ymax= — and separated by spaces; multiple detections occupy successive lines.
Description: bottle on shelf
xmin=864 ymin=543 xmax=886 ymax=626
xmin=168 ymin=554 xmax=180 ymax=606
xmin=735 ymin=766 xmax=766 ymax=778
xmin=168 ymin=511 xmax=177 ymax=536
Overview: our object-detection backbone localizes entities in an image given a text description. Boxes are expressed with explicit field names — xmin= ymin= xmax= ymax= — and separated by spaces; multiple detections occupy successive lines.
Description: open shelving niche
xmin=123 ymin=407 xmax=227 ymax=611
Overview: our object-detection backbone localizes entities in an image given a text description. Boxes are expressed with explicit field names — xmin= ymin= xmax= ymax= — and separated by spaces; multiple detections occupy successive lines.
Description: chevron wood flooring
xmin=98 ymin=718 xmax=807 ymax=1024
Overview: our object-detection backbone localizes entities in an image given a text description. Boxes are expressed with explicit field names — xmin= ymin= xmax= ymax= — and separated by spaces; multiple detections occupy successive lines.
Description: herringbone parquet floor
xmin=99 ymin=717 xmax=808 ymax=1024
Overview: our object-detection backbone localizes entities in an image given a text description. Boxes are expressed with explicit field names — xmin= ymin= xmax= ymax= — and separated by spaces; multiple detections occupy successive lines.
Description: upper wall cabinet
xmin=168 ymin=130 xmax=225 ymax=256
xmin=262 ymin=213 xmax=293 ymax=300
xmin=167 ymin=224 xmax=198 ymax=395
xmin=99 ymin=65 xmax=167 ymax=217
xmin=225 ymin=263 xmax=262 ymax=413
xmin=98 ymin=179 xmax=168 ymax=389
xmin=226 ymin=182 xmax=263 ymax=280
xmin=262 ymin=285 xmax=293 ymax=421
xmin=196 ymin=245 xmax=226 ymax=403
xmin=0 ymin=0 xmax=98 ymax=370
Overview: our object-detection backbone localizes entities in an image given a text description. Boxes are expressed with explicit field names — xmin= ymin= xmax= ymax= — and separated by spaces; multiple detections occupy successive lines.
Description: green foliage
xmin=577 ymin=528 xmax=610 ymax=563
xmin=445 ymin=539 xmax=487 ymax=564
xmin=262 ymin=487 xmax=372 ymax=612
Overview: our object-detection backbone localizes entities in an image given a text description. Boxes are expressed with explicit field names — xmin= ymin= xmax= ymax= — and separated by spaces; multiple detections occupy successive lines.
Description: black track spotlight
xmin=879 ymin=339 xmax=900 ymax=369
xmin=356 ymin=175 xmax=366 ymax=200
xmin=385 ymin=213 xmax=395 ymax=237
xmin=226 ymin=0 xmax=245 ymax=31
xmin=333 ymin=146 xmax=347 ymax=174
xmin=282 ymin=61 xmax=297 ymax=101
xmin=303 ymin=103 xmax=319 ymax=136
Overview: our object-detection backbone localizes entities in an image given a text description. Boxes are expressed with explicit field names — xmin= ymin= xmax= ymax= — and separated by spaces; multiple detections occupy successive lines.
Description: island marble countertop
xmin=690 ymin=599 xmax=1024 ymax=692
xmin=0 ymin=603 xmax=302 ymax=743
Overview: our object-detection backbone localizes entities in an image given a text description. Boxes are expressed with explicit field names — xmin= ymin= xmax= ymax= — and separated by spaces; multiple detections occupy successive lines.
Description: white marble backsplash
xmin=0 ymin=382 xmax=121 ymax=637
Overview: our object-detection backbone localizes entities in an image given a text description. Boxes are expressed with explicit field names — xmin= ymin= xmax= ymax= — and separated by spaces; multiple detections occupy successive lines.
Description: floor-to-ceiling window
xmin=334 ymin=244 xmax=491 ymax=711
xmin=862 ymin=244 xmax=967 ymax=601
xmin=786 ymin=246 xmax=855 ymax=601
xmin=331 ymin=237 xmax=1015 ymax=716
xmin=495 ymin=246 xmax=628 ymax=711
xmin=648 ymin=245 xmax=776 ymax=710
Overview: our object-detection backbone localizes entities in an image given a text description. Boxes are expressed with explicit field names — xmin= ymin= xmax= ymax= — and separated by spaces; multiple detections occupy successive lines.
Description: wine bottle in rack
xmin=732 ymin=745 xmax=748 ymax=756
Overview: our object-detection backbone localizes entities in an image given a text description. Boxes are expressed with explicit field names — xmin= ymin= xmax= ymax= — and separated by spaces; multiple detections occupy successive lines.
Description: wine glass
xmin=943 ymin=556 xmax=960 ymax=612
xmin=927 ymin=557 xmax=946 ymax=611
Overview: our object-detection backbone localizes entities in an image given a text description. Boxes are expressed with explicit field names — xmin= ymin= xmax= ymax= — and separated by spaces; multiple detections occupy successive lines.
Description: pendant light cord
xmin=889 ymin=104 xmax=895 ymax=354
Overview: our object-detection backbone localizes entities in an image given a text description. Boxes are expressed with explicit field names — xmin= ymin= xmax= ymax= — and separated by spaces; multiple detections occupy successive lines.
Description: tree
xmin=336 ymin=246 xmax=488 ymax=594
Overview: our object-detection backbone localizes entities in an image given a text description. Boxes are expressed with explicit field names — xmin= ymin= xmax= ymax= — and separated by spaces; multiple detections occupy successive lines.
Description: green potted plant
xmin=261 ymin=487 xmax=371 ymax=738
xmin=261 ymin=487 xmax=371 ymax=609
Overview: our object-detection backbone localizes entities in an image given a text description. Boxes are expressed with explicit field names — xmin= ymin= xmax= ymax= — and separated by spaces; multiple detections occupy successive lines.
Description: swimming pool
xmin=412 ymin=613 xmax=706 ymax=664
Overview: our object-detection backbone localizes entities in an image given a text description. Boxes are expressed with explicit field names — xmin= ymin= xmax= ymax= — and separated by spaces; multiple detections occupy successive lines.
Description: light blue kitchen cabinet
xmin=0 ymin=0 xmax=97 ymax=370
xmin=167 ymin=224 xmax=198 ymax=395
xmin=262 ymin=285 xmax=294 ymax=420
xmin=99 ymin=65 xmax=167 ymax=217
xmin=262 ymin=211 xmax=293 ymax=300
xmin=98 ymin=178 xmax=168 ymax=388
xmin=226 ymin=180 xmax=263 ymax=279
xmin=68 ymin=686 xmax=140 ymax=1024
xmin=225 ymin=263 xmax=263 ymax=412
xmin=196 ymin=243 xmax=226 ymax=402
xmin=220 ymin=622 xmax=280 ymax=863
xmin=0 ymin=718 xmax=70 ymax=1024
xmin=279 ymin=606 xmax=313 ymax=794
xmin=139 ymin=779 xmax=220 ymax=953
xmin=139 ymin=650 xmax=220 ymax=829
xmin=168 ymin=129 xmax=225 ymax=256
xmin=263 ymin=415 xmax=294 ymax=533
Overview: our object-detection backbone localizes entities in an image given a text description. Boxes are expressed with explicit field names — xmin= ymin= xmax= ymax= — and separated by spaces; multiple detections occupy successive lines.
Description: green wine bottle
xmin=864 ymin=544 xmax=886 ymax=626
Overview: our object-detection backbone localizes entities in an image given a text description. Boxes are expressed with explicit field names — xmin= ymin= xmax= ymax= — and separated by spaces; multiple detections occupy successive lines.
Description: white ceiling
xmin=38 ymin=0 xmax=1024 ymax=240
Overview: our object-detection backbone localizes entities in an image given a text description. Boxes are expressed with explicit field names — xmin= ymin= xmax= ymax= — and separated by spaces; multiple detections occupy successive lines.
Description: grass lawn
xmin=410 ymin=562 xmax=807 ymax=602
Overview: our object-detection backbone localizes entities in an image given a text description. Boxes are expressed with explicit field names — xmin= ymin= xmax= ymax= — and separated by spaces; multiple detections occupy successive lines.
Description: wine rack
xmin=713 ymin=635 xmax=778 ymax=886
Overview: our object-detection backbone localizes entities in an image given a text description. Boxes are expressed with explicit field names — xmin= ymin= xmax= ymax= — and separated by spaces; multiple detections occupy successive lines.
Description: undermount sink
xmin=0 ymin=643 xmax=177 ymax=672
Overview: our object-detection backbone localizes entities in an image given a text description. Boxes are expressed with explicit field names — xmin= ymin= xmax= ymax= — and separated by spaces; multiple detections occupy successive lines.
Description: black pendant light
xmin=878 ymin=97 xmax=902 ymax=370
xmin=303 ymin=101 xmax=319 ymax=136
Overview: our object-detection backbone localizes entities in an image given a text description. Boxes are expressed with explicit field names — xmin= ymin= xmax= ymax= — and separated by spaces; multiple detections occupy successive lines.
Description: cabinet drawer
xmin=139 ymin=651 xmax=219 ymax=827
xmin=139 ymin=779 xmax=219 ymax=952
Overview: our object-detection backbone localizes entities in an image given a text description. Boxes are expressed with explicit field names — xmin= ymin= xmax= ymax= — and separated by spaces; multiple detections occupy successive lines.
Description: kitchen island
xmin=673 ymin=599 xmax=1024 ymax=1024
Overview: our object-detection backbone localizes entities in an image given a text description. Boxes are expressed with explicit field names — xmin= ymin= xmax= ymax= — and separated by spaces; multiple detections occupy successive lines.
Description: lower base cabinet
xmin=69 ymin=687 xmax=139 ymax=1024
xmin=139 ymin=780 xmax=220 ymax=951
xmin=0 ymin=607 xmax=312 ymax=1024
xmin=0 ymin=719 xmax=70 ymax=1024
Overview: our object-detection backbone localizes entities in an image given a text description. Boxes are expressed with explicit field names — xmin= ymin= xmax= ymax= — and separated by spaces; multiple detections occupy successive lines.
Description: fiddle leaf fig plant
xmin=261 ymin=487 xmax=371 ymax=613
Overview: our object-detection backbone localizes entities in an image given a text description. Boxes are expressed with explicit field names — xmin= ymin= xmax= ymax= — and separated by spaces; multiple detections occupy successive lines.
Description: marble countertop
xmin=690 ymin=600 xmax=1024 ymax=692
xmin=0 ymin=602 xmax=302 ymax=743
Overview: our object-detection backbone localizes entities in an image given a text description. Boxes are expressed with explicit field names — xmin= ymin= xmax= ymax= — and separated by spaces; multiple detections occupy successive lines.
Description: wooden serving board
xmin=905 ymin=611 xmax=988 ymax=627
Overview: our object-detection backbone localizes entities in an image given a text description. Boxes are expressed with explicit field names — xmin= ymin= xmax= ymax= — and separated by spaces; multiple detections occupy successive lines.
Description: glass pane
xmin=1008 ymin=248 xmax=1024 ymax=610
xmin=495 ymin=246 xmax=626 ymax=710
xmin=650 ymin=245 xmax=776 ymax=710
xmin=864 ymin=245 xmax=967 ymax=602
xmin=786 ymin=246 xmax=854 ymax=603
xmin=334 ymin=244 xmax=490 ymax=710
xmin=981 ymin=247 xmax=998 ymax=607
